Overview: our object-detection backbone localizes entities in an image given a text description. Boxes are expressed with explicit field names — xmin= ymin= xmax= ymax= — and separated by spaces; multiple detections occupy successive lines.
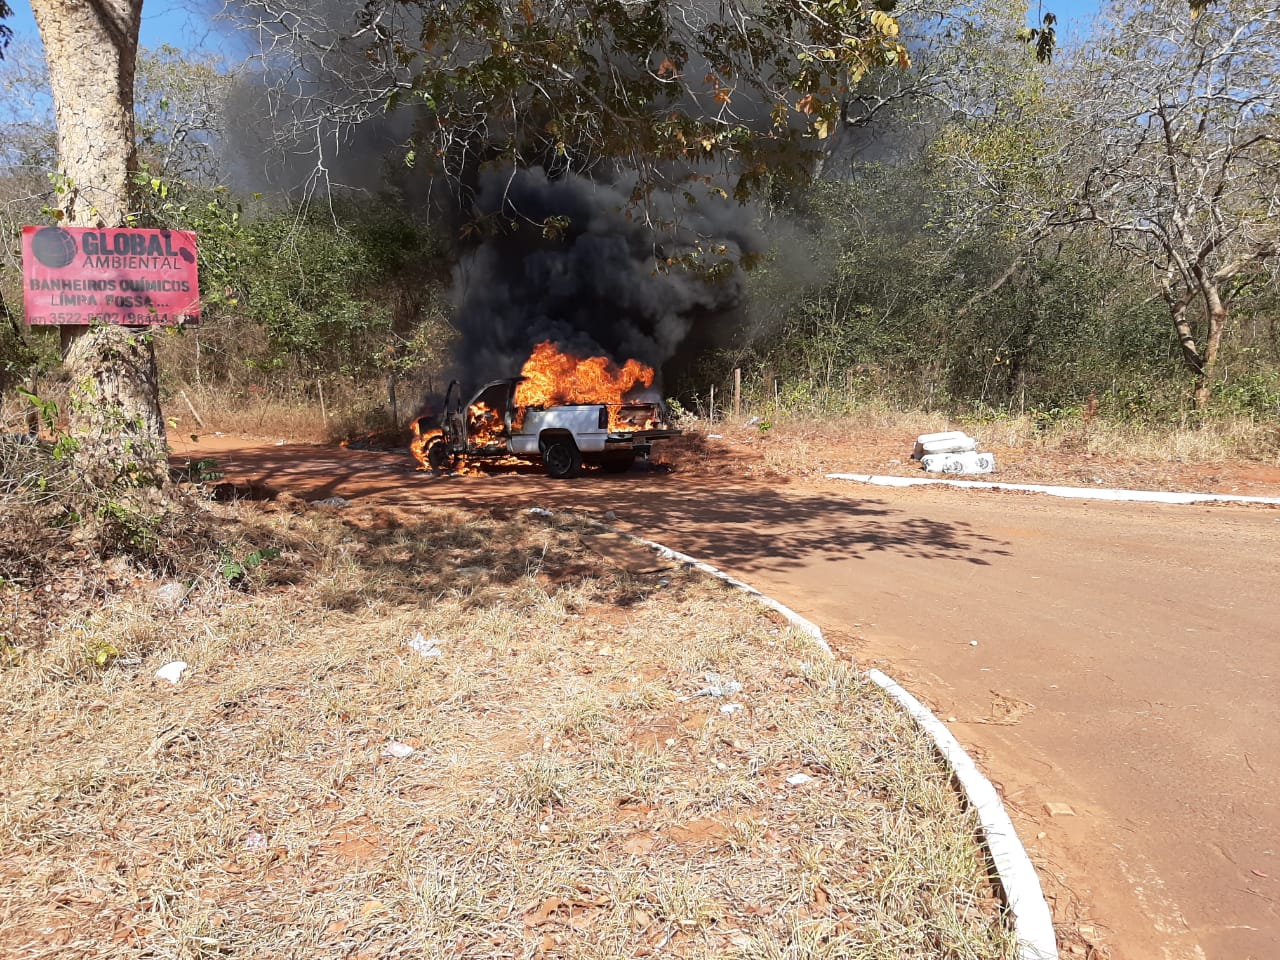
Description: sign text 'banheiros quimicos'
xmin=21 ymin=226 xmax=200 ymax=326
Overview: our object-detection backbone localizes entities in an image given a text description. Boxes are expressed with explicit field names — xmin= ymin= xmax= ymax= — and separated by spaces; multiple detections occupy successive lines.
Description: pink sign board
xmin=21 ymin=226 xmax=200 ymax=326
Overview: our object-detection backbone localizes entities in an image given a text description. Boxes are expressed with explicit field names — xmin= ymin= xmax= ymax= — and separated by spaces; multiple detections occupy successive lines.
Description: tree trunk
xmin=64 ymin=325 xmax=168 ymax=487
xmin=1195 ymin=286 xmax=1229 ymax=411
xmin=31 ymin=0 xmax=141 ymax=227
xmin=31 ymin=0 xmax=167 ymax=486
xmin=1168 ymin=298 xmax=1205 ymax=377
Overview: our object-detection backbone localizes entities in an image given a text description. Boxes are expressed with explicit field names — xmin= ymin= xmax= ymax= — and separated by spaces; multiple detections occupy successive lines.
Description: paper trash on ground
xmin=406 ymin=632 xmax=444 ymax=658
xmin=155 ymin=661 xmax=189 ymax=684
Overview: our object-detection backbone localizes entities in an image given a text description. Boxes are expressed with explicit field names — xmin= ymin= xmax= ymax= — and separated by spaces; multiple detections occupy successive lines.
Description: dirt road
xmin=180 ymin=438 xmax=1280 ymax=960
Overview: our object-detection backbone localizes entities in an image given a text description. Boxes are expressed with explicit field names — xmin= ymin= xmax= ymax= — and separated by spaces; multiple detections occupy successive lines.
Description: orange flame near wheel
xmin=409 ymin=420 xmax=443 ymax=472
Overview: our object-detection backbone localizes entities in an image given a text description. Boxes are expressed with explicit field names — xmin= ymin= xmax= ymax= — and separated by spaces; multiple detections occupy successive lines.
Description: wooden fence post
xmin=733 ymin=367 xmax=741 ymax=418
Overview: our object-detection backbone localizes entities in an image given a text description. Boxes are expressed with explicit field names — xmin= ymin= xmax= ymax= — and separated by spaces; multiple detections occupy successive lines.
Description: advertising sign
xmin=21 ymin=226 xmax=200 ymax=326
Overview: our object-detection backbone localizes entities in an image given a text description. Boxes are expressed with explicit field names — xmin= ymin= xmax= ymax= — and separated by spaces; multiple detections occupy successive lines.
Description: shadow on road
xmin=181 ymin=443 xmax=1011 ymax=575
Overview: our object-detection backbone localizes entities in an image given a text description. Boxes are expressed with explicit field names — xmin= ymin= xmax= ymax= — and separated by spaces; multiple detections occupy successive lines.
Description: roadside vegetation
xmin=3 ymin=2 xmax=1278 ymax=457
xmin=1 ymin=1 xmax=1276 ymax=954
xmin=0 ymin=450 xmax=1015 ymax=960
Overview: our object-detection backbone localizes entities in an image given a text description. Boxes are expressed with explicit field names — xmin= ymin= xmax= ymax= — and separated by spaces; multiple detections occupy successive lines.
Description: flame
xmin=410 ymin=342 xmax=663 ymax=472
xmin=514 ymin=341 xmax=656 ymax=431
xmin=409 ymin=419 xmax=443 ymax=472
xmin=515 ymin=341 xmax=654 ymax=408
xmin=467 ymin=401 xmax=506 ymax=446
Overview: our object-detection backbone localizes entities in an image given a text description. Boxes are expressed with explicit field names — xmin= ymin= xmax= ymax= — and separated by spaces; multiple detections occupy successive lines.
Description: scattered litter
xmin=314 ymin=495 xmax=350 ymax=507
xmin=656 ymin=577 xmax=671 ymax=588
xmin=686 ymin=672 xmax=743 ymax=699
xmin=707 ymin=433 xmax=723 ymax=439
xmin=1043 ymin=802 xmax=1076 ymax=817
xmin=155 ymin=661 xmax=188 ymax=684
xmin=381 ymin=740 xmax=415 ymax=759
xmin=746 ymin=416 xmax=761 ymax=426
xmin=406 ymin=632 xmax=444 ymax=659
xmin=720 ymin=703 xmax=744 ymax=716
xmin=969 ymin=640 xmax=979 ymax=647
xmin=243 ymin=831 xmax=268 ymax=852
xmin=527 ymin=507 xmax=553 ymax=518
xmin=274 ymin=440 xmax=286 ymax=446
xmin=786 ymin=772 xmax=813 ymax=786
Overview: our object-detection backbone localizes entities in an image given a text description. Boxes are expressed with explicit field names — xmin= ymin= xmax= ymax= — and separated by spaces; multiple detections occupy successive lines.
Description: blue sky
xmin=6 ymin=0 xmax=1105 ymax=58
xmin=5 ymin=0 xmax=242 ymax=59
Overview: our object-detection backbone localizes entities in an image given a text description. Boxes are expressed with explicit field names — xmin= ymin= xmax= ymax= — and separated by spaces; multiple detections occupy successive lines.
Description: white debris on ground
xmin=243 ymin=831 xmax=268 ymax=851
xmin=154 ymin=661 xmax=189 ymax=684
xmin=679 ymin=672 xmax=744 ymax=701
xmin=697 ymin=672 xmax=743 ymax=697
xmin=406 ymin=632 xmax=444 ymax=659
xmin=381 ymin=740 xmax=415 ymax=759
xmin=911 ymin=431 xmax=995 ymax=475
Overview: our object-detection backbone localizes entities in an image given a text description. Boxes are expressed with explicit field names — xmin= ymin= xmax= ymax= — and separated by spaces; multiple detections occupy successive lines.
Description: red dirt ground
xmin=174 ymin=429 xmax=1280 ymax=960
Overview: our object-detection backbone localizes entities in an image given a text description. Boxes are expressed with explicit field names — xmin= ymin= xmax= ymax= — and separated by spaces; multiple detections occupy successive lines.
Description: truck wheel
xmin=427 ymin=438 xmax=452 ymax=472
xmin=541 ymin=437 xmax=582 ymax=479
xmin=600 ymin=451 xmax=636 ymax=474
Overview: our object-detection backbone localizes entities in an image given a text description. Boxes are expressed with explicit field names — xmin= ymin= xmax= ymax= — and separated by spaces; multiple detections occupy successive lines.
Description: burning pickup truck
xmin=411 ymin=343 xmax=681 ymax=479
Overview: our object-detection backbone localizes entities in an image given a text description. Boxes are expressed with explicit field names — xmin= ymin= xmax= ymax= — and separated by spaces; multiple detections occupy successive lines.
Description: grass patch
xmin=0 ymin=498 xmax=1014 ymax=959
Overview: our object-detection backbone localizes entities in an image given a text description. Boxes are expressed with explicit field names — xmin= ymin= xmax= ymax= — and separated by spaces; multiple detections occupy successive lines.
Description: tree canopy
xmin=233 ymin=0 xmax=913 ymax=208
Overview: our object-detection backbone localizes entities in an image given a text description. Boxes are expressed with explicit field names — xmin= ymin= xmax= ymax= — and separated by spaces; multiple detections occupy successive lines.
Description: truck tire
xmin=600 ymin=451 xmax=636 ymax=474
xmin=427 ymin=438 xmax=452 ymax=472
xmin=541 ymin=436 xmax=582 ymax=479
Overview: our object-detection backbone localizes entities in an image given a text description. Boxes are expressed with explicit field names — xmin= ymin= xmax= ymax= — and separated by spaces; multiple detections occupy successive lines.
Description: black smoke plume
xmin=450 ymin=166 xmax=766 ymax=389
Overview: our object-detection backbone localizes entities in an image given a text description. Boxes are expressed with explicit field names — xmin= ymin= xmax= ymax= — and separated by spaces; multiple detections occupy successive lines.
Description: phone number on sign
xmin=28 ymin=312 xmax=191 ymax=325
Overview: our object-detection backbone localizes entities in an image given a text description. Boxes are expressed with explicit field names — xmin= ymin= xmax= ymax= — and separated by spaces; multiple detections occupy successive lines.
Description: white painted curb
xmin=622 ymin=533 xmax=832 ymax=656
xmin=827 ymin=472 xmax=1280 ymax=506
xmin=867 ymin=669 xmax=1059 ymax=960
xmin=528 ymin=507 xmax=1059 ymax=960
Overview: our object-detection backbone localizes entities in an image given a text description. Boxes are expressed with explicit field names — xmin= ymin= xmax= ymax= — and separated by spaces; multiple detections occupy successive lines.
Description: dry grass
xmin=168 ymin=383 xmax=407 ymax=447
xmin=1027 ymin=414 xmax=1280 ymax=462
xmin=700 ymin=405 xmax=1279 ymax=469
xmin=0 ymin=499 xmax=1014 ymax=960
xmin=662 ymin=404 xmax=1280 ymax=496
